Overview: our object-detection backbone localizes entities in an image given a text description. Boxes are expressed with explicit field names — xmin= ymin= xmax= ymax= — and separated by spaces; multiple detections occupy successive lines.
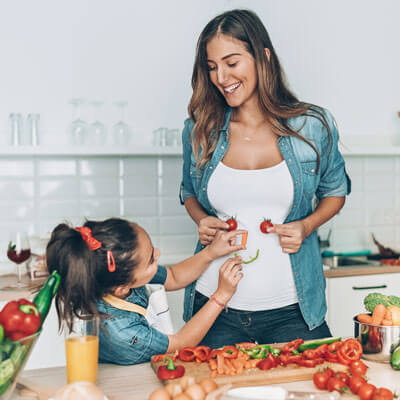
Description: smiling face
xmin=206 ymin=34 xmax=259 ymax=109
xmin=129 ymin=224 xmax=160 ymax=288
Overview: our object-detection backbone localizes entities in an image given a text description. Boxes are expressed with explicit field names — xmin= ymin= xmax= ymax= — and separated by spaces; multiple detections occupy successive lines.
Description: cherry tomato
xmin=350 ymin=359 xmax=368 ymax=376
xmin=373 ymin=388 xmax=394 ymax=400
xmin=226 ymin=217 xmax=238 ymax=231
xmin=323 ymin=367 xmax=335 ymax=377
xmin=313 ymin=371 xmax=330 ymax=390
xmin=348 ymin=374 xmax=367 ymax=394
xmin=260 ymin=218 xmax=273 ymax=234
xmin=327 ymin=377 xmax=347 ymax=393
xmin=358 ymin=383 xmax=377 ymax=400
xmin=336 ymin=371 xmax=349 ymax=385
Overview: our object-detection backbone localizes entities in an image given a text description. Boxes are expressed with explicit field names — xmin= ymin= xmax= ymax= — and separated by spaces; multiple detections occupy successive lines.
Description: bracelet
xmin=210 ymin=294 xmax=226 ymax=310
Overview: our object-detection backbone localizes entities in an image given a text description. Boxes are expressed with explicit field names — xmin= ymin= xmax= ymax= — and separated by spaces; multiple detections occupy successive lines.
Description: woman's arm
xmin=268 ymin=196 xmax=345 ymax=254
xmin=164 ymin=230 xmax=245 ymax=291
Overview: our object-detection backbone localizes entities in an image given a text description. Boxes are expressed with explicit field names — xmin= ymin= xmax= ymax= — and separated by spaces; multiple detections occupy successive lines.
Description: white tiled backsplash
xmin=1 ymin=155 xmax=400 ymax=270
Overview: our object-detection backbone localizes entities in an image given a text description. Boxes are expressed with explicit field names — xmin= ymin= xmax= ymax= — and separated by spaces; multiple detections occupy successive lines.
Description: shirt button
xmin=209 ymin=166 xmax=213 ymax=169
xmin=221 ymin=145 xmax=225 ymax=149
xmin=191 ymin=293 xmax=194 ymax=297
xmin=288 ymin=159 xmax=292 ymax=163
xmin=202 ymin=187 xmax=206 ymax=191
xmin=311 ymin=169 xmax=315 ymax=173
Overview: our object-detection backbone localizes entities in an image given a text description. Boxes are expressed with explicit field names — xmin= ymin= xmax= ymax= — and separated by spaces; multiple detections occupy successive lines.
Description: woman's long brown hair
xmin=189 ymin=9 xmax=331 ymax=172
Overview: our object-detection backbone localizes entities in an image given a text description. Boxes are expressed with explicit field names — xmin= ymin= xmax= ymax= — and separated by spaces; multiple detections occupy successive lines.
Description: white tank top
xmin=196 ymin=160 xmax=298 ymax=311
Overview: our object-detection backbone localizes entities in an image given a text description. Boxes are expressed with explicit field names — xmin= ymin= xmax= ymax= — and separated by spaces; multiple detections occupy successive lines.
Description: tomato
xmin=373 ymin=388 xmax=394 ymax=400
xmin=336 ymin=371 xmax=349 ymax=385
xmin=327 ymin=377 xmax=347 ymax=393
xmin=350 ymin=359 xmax=368 ymax=376
xmin=313 ymin=371 xmax=330 ymax=390
xmin=358 ymin=383 xmax=377 ymax=400
xmin=226 ymin=217 xmax=238 ymax=231
xmin=323 ymin=367 xmax=335 ymax=377
xmin=281 ymin=339 xmax=304 ymax=354
xmin=337 ymin=338 xmax=362 ymax=365
xmin=348 ymin=374 xmax=367 ymax=394
xmin=260 ymin=218 xmax=273 ymax=234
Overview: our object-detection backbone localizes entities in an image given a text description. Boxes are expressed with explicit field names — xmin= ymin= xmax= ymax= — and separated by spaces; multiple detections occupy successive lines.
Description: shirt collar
xmin=219 ymin=107 xmax=232 ymax=140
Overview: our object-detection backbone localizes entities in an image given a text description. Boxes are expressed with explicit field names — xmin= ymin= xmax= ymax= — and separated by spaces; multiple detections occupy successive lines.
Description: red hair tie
xmin=76 ymin=227 xmax=102 ymax=251
xmin=107 ymin=250 xmax=116 ymax=272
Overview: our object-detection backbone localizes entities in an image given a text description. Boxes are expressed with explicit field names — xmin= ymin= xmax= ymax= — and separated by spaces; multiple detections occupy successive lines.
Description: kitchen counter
xmin=324 ymin=265 xmax=400 ymax=278
xmin=11 ymin=359 xmax=400 ymax=400
xmin=0 ymin=274 xmax=45 ymax=302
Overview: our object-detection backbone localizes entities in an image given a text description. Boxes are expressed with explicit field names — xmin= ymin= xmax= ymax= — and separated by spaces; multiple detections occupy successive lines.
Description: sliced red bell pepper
xmin=207 ymin=349 xmax=223 ymax=361
xmin=0 ymin=298 xmax=41 ymax=340
xmin=236 ymin=342 xmax=257 ymax=350
xmin=193 ymin=345 xmax=211 ymax=362
xmin=296 ymin=357 xmax=325 ymax=368
xmin=178 ymin=347 xmax=196 ymax=362
xmin=336 ymin=339 xmax=362 ymax=365
xmin=281 ymin=338 xmax=304 ymax=354
xmin=157 ymin=357 xmax=185 ymax=380
xmin=221 ymin=345 xmax=239 ymax=359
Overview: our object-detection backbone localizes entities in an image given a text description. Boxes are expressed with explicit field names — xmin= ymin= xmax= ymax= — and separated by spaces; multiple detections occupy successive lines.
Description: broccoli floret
xmin=363 ymin=293 xmax=391 ymax=313
xmin=388 ymin=295 xmax=400 ymax=308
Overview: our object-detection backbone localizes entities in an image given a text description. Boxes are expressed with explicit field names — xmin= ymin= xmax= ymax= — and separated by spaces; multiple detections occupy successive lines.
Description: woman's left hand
xmin=267 ymin=221 xmax=309 ymax=254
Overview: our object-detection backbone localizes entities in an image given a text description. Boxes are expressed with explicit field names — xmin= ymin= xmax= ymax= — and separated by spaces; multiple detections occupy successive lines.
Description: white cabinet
xmin=326 ymin=273 xmax=400 ymax=338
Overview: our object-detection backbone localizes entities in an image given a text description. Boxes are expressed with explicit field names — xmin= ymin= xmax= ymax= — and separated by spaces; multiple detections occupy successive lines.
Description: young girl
xmin=46 ymin=217 xmax=245 ymax=365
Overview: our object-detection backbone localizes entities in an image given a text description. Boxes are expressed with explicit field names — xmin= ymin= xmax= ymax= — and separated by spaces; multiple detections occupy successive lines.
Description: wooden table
xmin=11 ymin=359 xmax=400 ymax=400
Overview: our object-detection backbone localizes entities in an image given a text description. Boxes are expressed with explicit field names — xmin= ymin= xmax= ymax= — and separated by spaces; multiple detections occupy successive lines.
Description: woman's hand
xmin=205 ymin=230 xmax=246 ymax=260
xmin=214 ymin=256 xmax=243 ymax=303
xmin=198 ymin=216 xmax=229 ymax=245
xmin=267 ymin=220 xmax=309 ymax=254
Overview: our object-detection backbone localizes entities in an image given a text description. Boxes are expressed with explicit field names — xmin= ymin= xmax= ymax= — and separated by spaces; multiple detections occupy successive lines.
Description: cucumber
xmin=297 ymin=337 xmax=342 ymax=352
xmin=0 ymin=359 xmax=15 ymax=387
xmin=10 ymin=343 xmax=27 ymax=369
xmin=391 ymin=345 xmax=400 ymax=370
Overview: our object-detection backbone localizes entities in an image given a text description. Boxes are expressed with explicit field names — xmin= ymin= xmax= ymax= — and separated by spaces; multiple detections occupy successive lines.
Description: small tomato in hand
xmin=327 ymin=377 xmax=347 ymax=393
xmin=313 ymin=371 xmax=329 ymax=390
xmin=260 ymin=218 xmax=273 ymax=234
xmin=348 ymin=374 xmax=367 ymax=395
xmin=226 ymin=217 xmax=238 ymax=231
xmin=358 ymin=383 xmax=377 ymax=400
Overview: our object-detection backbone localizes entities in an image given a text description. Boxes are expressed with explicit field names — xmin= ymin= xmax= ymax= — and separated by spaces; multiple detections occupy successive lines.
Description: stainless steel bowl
xmin=353 ymin=316 xmax=400 ymax=363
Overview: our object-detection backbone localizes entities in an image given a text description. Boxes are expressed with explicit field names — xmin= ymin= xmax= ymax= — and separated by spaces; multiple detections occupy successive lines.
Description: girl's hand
xmin=198 ymin=216 xmax=229 ymax=245
xmin=214 ymin=256 xmax=243 ymax=303
xmin=206 ymin=229 xmax=246 ymax=260
xmin=267 ymin=221 xmax=308 ymax=254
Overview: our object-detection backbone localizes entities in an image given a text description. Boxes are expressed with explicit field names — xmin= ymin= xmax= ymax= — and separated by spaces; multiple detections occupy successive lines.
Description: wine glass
xmin=68 ymin=98 xmax=88 ymax=145
xmin=7 ymin=232 xmax=31 ymax=288
xmin=112 ymin=101 xmax=132 ymax=145
xmin=89 ymin=101 xmax=107 ymax=145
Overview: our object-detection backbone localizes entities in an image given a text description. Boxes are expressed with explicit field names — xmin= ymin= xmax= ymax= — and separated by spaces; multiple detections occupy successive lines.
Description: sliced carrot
xmin=211 ymin=370 xmax=217 ymax=379
xmin=231 ymin=358 xmax=244 ymax=375
xmin=209 ymin=358 xmax=217 ymax=370
xmin=224 ymin=358 xmax=234 ymax=375
xmin=372 ymin=304 xmax=387 ymax=325
xmin=357 ymin=313 xmax=373 ymax=324
xmin=241 ymin=231 xmax=248 ymax=247
xmin=217 ymin=353 xmax=225 ymax=375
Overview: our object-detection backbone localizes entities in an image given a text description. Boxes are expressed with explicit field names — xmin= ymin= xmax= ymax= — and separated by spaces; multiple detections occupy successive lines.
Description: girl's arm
xmin=164 ymin=230 xmax=245 ymax=291
xmin=166 ymin=257 xmax=242 ymax=351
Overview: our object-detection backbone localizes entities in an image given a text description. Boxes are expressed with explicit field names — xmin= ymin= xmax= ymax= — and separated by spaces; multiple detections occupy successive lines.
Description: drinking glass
xmin=9 ymin=113 xmax=23 ymax=146
xmin=27 ymin=113 xmax=40 ymax=146
xmin=112 ymin=101 xmax=131 ymax=145
xmin=89 ymin=101 xmax=107 ymax=145
xmin=7 ymin=231 xmax=31 ymax=288
xmin=68 ymin=98 xmax=88 ymax=145
xmin=64 ymin=315 xmax=99 ymax=384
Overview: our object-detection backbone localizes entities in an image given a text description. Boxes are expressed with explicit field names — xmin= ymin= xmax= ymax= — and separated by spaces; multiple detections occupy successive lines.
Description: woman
xmin=180 ymin=9 xmax=351 ymax=348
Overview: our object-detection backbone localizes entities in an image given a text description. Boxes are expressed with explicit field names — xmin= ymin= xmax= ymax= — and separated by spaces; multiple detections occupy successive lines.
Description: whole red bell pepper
xmin=157 ymin=357 xmax=185 ymax=380
xmin=0 ymin=298 xmax=41 ymax=341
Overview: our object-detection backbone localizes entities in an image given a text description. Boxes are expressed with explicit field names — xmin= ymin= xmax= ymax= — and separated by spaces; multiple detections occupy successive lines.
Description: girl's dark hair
xmin=189 ymin=9 xmax=331 ymax=172
xmin=46 ymin=218 xmax=139 ymax=330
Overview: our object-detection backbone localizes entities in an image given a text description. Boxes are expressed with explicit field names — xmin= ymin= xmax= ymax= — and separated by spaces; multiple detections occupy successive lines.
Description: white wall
xmin=0 ymin=0 xmax=399 ymax=145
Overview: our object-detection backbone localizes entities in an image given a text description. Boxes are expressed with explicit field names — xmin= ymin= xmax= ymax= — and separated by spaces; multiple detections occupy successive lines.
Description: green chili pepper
xmin=243 ymin=249 xmax=260 ymax=264
xmin=251 ymin=348 xmax=267 ymax=359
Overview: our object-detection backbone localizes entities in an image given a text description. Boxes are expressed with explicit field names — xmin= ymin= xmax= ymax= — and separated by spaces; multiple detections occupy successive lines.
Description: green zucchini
xmin=297 ymin=337 xmax=342 ymax=352
xmin=391 ymin=345 xmax=400 ymax=370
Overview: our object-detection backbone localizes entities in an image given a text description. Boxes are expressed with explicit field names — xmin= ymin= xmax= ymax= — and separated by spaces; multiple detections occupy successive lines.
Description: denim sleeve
xmin=100 ymin=316 xmax=169 ymax=365
xmin=180 ymin=118 xmax=196 ymax=205
xmin=316 ymin=110 xmax=351 ymax=200
xmin=150 ymin=265 xmax=167 ymax=285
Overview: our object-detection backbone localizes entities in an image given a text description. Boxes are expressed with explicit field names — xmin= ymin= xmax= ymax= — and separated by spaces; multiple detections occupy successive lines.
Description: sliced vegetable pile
xmin=152 ymin=337 xmax=363 ymax=380
xmin=312 ymin=360 xmax=395 ymax=400
xmin=0 ymin=270 xmax=60 ymax=396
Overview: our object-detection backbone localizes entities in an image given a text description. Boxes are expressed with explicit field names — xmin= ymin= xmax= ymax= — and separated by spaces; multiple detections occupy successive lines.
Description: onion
xmin=178 ymin=375 xmax=195 ymax=390
xmin=148 ymin=388 xmax=171 ymax=400
xmin=199 ymin=378 xmax=218 ymax=394
xmin=185 ymin=383 xmax=205 ymax=400
xmin=165 ymin=382 xmax=182 ymax=397
xmin=53 ymin=382 xmax=105 ymax=400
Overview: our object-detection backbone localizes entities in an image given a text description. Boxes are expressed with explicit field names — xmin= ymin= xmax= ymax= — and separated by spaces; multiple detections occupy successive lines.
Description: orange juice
xmin=65 ymin=335 xmax=99 ymax=383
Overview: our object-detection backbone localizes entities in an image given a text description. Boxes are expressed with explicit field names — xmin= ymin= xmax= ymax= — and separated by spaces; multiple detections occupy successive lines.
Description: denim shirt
xmin=180 ymin=107 xmax=351 ymax=330
xmin=96 ymin=265 xmax=169 ymax=365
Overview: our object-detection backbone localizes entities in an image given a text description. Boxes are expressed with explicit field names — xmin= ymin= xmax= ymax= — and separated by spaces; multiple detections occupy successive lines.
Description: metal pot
xmin=353 ymin=316 xmax=400 ymax=363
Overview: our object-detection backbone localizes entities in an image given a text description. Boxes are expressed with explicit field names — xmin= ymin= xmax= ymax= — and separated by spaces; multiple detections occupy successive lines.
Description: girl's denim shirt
xmin=96 ymin=265 xmax=169 ymax=365
xmin=179 ymin=107 xmax=351 ymax=330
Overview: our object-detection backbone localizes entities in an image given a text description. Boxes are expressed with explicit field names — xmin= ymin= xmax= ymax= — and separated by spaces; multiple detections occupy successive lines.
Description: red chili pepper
xmin=157 ymin=357 xmax=185 ymax=380
xmin=221 ymin=345 xmax=239 ymax=359
xmin=193 ymin=346 xmax=211 ymax=362
xmin=281 ymin=338 xmax=304 ymax=354
xmin=178 ymin=347 xmax=196 ymax=362
xmin=0 ymin=299 xmax=41 ymax=340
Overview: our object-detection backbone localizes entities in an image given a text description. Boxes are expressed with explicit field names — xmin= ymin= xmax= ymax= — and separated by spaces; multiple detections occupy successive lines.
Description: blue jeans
xmin=193 ymin=291 xmax=332 ymax=348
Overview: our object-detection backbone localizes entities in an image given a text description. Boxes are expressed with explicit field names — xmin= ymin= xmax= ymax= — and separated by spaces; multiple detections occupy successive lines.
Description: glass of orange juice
xmin=64 ymin=315 xmax=100 ymax=384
